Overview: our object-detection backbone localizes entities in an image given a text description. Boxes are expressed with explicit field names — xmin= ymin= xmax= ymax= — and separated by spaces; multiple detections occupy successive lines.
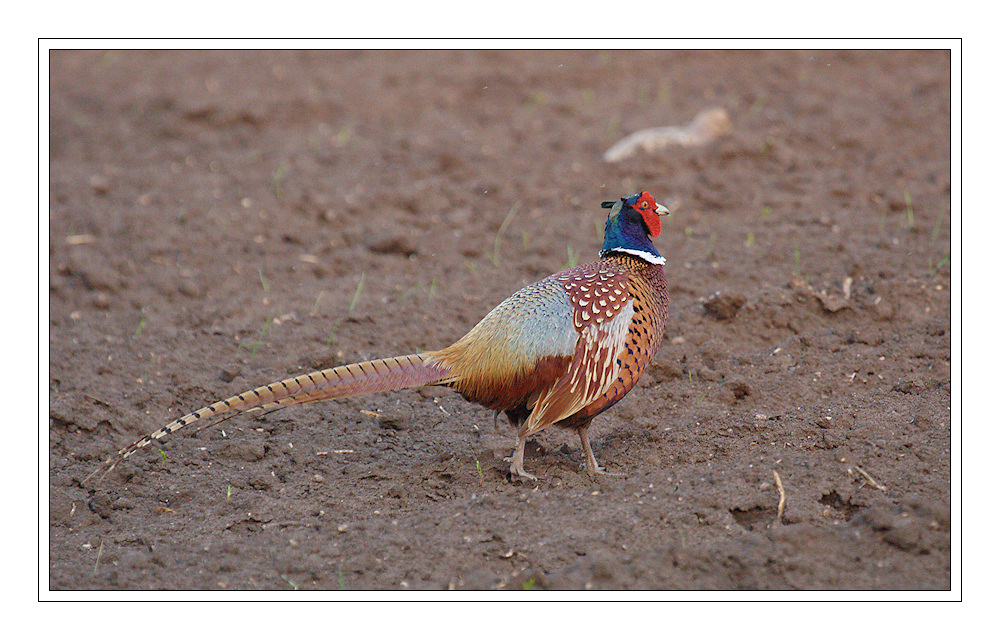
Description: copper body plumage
xmin=86 ymin=192 xmax=670 ymax=483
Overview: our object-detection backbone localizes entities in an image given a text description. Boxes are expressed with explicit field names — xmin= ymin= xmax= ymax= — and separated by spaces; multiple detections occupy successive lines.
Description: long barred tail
xmin=84 ymin=353 xmax=453 ymax=485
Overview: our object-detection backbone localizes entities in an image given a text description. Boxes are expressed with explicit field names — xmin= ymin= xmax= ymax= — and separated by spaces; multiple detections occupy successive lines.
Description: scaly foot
xmin=584 ymin=462 xmax=624 ymax=477
xmin=505 ymin=436 xmax=537 ymax=481
xmin=579 ymin=427 xmax=624 ymax=477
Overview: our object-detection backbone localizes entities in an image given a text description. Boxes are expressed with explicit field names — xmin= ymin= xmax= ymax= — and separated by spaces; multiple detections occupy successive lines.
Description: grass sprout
xmin=271 ymin=162 xmax=291 ymax=197
xmin=932 ymin=208 xmax=946 ymax=243
xmin=311 ymin=291 xmax=325 ymax=316
xmin=487 ymin=204 xmax=519 ymax=267
xmin=903 ymin=190 xmax=915 ymax=229
xmin=348 ymin=272 xmax=365 ymax=315
xmin=238 ymin=317 xmax=273 ymax=359
xmin=930 ymin=253 xmax=950 ymax=276
xmin=562 ymin=245 xmax=580 ymax=270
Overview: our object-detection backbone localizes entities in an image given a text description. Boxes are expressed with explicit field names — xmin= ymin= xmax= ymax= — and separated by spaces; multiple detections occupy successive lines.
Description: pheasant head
xmin=599 ymin=191 xmax=670 ymax=265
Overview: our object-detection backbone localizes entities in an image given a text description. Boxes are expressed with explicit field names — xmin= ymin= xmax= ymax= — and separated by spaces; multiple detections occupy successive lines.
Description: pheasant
xmin=85 ymin=191 xmax=670 ymax=483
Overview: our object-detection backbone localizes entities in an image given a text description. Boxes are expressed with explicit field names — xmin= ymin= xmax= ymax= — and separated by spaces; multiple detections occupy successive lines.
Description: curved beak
xmin=655 ymin=203 xmax=670 ymax=216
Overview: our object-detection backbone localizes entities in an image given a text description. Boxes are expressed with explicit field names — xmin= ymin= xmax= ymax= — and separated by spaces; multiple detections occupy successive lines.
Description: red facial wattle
xmin=633 ymin=192 xmax=662 ymax=238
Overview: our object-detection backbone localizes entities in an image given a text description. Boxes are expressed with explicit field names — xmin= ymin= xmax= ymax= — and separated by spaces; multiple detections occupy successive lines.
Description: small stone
xmin=723 ymin=377 xmax=751 ymax=401
xmin=378 ymin=405 xmax=412 ymax=431
xmin=366 ymin=235 xmax=417 ymax=257
xmin=892 ymin=376 xmax=926 ymax=394
xmin=704 ymin=291 xmax=746 ymax=320
xmin=88 ymin=174 xmax=110 ymax=195
xmin=88 ymin=494 xmax=113 ymax=519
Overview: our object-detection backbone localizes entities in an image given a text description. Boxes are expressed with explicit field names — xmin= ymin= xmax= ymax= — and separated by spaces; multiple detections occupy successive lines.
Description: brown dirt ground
xmin=48 ymin=50 xmax=951 ymax=591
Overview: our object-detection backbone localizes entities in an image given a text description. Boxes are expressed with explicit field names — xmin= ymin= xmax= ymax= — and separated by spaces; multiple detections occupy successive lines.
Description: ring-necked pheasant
xmin=85 ymin=191 xmax=670 ymax=483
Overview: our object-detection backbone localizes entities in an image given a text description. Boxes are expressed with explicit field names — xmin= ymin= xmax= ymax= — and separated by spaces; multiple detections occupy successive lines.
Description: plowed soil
xmin=49 ymin=50 xmax=951 ymax=591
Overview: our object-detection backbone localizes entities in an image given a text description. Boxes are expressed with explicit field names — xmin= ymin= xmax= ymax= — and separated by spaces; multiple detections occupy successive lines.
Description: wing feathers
xmin=522 ymin=299 xmax=633 ymax=436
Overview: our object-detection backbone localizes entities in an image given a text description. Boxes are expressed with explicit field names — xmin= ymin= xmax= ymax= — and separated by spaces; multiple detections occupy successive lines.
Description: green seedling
xmin=487 ymin=205 xmax=519 ymax=267
xmin=930 ymin=254 xmax=950 ymax=276
xmin=237 ymin=317 xmax=274 ymax=359
xmin=793 ymin=245 xmax=801 ymax=276
xmin=656 ymin=81 xmax=671 ymax=102
xmin=761 ymin=205 xmax=771 ymax=220
xmin=745 ymin=232 xmax=755 ymax=248
xmin=705 ymin=233 xmax=717 ymax=259
xmin=476 ymin=460 xmax=484 ymax=486
xmin=93 ymin=540 xmax=104 ymax=576
xmin=527 ymin=90 xmax=548 ymax=107
xmin=158 ymin=449 xmax=167 ymax=463
xmin=139 ymin=354 xmax=156 ymax=383
xmin=905 ymin=191 xmax=915 ymax=228
xmin=348 ymin=272 xmax=365 ymax=315
xmin=563 ymin=245 xmax=580 ymax=270
xmin=521 ymin=577 xmax=536 ymax=590
xmin=325 ymin=319 xmax=344 ymax=345
xmin=428 ymin=277 xmax=438 ymax=300
xmin=325 ymin=273 xmax=367 ymax=343
xmin=71 ymin=111 xmax=92 ymax=129
xmin=133 ymin=317 xmax=147 ymax=340
xmin=398 ymin=283 xmax=422 ymax=302
xmin=311 ymin=291 xmax=325 ymax=316
xmin=226 ymin=485 xmax=233 ymax=506
xmin=271 ymin=162 xmax=291 ymax=197
xmin=932 ymin=208 xmax=946 ymax=243
xmin=258 ymin=268 xmax=271 ymax=293
xmin=334 ymin=124 xmax=353 ymax=148
xmin=281 ymin=574 xmax=300 ymax=590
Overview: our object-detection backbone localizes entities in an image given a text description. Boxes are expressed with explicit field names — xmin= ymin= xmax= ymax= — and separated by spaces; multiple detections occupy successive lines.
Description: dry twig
xmin=773 ymin=470 xmax=786 ymax=521
xmin=853 ymin=465 xmax=887 ymax=491
xmin=93 ymin=540 xmax=104 ymax=576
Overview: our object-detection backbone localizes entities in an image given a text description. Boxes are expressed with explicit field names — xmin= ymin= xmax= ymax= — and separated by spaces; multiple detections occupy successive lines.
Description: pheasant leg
xmin=579 ymin=424 xmax=623 ymax=476
xmin=505 ymin=434 xmax=538 ymax=481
